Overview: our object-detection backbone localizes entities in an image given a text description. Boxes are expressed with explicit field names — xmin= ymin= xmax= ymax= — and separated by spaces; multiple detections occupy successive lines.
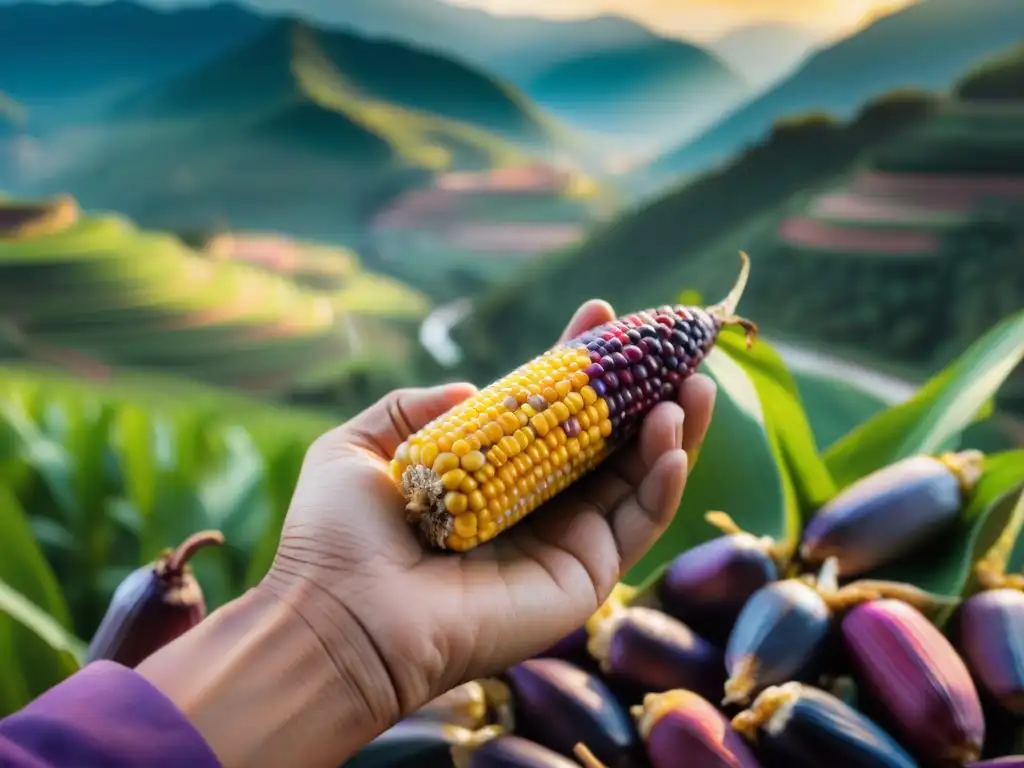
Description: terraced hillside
xmin=0 ymin=196 xmax=429 ymax=408
xmin=22 ymin=20 xmax=602 ymax=255
xmin=453 ymin=44 xmax=1024 ymax=411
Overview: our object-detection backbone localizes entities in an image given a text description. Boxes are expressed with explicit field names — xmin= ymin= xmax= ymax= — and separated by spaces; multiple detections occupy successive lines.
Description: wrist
xmin=138 ymin=584 xmax=398 ymax=768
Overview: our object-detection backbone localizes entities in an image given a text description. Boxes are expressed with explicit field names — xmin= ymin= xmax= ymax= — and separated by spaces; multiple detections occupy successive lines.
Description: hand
xmin=262 ymin=300 xmax=718 ymax=744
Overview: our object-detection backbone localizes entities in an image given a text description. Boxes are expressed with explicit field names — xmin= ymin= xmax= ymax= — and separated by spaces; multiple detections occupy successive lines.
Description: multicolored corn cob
xmin=391 ymin=252 xmax=757 ymax=551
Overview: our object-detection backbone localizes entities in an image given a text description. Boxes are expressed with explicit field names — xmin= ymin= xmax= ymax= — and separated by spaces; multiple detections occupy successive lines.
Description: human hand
xmin=261 ymin=299 xmax=718 ymax=744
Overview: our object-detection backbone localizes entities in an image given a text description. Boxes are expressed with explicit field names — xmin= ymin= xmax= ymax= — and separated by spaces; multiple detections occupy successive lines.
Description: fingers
xmin=678 ymin=373 xmax=717 ymax=462
xmin=557 ymin=299 xmax=615 ymax=344
xmin=339 ymin=383 xmax=477 ymax=456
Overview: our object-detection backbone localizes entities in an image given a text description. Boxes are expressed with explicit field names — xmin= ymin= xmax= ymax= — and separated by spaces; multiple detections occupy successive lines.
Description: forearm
xmin=137 ymin=585 xmax=398 ymax=768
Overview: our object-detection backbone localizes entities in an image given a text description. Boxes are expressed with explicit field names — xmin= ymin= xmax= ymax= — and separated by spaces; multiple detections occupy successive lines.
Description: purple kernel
xmin=589 ymin=349 xmax=603 ymax=362
xmin=584 ymin=363 xmax=604 ymax=378
xmin=623 ymin=345 xmax=642 ymax=362
xmin=591 ymin=379 xmax=607 ymax=397
xmin=656 ymin=324 xmax=672 ymax=338
xmin=562 ymin=417 xmax=582 ymax=438
xmin=620 ymin=389 xmax=634 ymax=407
xmin=632 ymin=365 xmax=648 ymax=380
xmin=606 ymin=338 xmax=623 ymax=353
xmin=503 ymin=395 xmax=519 ymax=411
xmin=603 ymin=371 xmax=620 ymax=389
xmin=641 ymin=381 xmax=654 ymax=396
xmin=600 ymin=355 xmax=616 ymax=370
xmin=527 ymin=394 xmax=547 ymax=412
xmin=618 ymin=370 xmax=634 ymax=387
xmin=610 ymin=352 xmax=628 ymax=368
xmin=665 ymin=356 xmax=680 ymax=370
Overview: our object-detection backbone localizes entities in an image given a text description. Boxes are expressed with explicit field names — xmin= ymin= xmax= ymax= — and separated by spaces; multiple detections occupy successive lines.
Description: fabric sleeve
xmin=0 ymin=661 xmax=221 ymax=768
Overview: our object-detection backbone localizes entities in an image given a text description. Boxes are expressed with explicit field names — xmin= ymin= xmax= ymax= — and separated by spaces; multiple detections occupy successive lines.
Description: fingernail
xmin=674 ymin=411 xmax=685 ymax=448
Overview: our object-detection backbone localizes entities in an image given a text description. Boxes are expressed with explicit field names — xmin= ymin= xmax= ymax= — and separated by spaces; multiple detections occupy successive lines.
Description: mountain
xmin=23 ymin=20 xmax=577 ymax=248
xmin=242 ymin=0 xmax=670 ymax=83
xmin=0 ymin=1 xmax=269 ymax=118
xmin=525 ymin=39 xmax=747 ymax=148
xmin=642 ymin=0 xmax=1024 ymax=186
xmin=451 ymin=89 xmax=944 ymax=382
xmin=707 ymin=23 xmax=820 ymax=88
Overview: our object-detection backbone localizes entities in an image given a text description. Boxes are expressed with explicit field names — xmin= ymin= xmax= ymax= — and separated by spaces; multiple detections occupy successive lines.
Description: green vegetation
xmin=640 ymin=0 xmax=1024 ymax=184
xmin=453 ymin=89 xmax=941 ymax=381
xmin=457 ymin=44 xmax=1024 ymax=413
xmin=0 ymin=196 xmax=429 ymax=410
xmin=2 ymin=299 xmax=1022 ymax=720
xmin=955 ymin=42 xmax=1024 ymax=102
xmin=38 ymin=20 xmax=597 ymax=251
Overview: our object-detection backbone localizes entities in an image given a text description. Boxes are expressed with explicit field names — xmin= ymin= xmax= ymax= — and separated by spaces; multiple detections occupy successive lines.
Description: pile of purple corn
xmin=347 ymin=450 xmax=1024 ymax=768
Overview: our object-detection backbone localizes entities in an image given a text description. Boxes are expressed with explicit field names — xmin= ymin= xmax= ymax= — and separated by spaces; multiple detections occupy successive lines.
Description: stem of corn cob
xmin=393 ymin=253 xmax=757 ymax=552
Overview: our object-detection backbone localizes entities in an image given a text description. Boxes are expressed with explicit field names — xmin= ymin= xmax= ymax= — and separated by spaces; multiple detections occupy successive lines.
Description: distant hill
xmin=707 ymin=23 xmax=819 ymax=88
xmin=0 ymin=1 xmax=269 ymax=115
xmin=642 ymin=0 xmax=1024 ymax=186
xmin=250 ymin=0 xmax=673 ymax=83
xmin=525 ymin=39 xmax=747 ymax=148
xmin=453 ymin=90 xmax=942 ymax=381
xmin=110 ymin=16 xmax=560 ymax=152
xmin=24 ymin=20 xmax=577 ymax=246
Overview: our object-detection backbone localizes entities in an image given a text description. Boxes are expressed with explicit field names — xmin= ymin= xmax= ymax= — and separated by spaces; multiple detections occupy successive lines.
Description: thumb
xmin=340 ymin=383 xmax=478 ymax=456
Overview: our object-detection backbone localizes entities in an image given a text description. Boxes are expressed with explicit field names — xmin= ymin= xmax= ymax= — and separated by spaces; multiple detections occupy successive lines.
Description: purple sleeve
xmin=0 ymin=661 xmax=221 ymax=768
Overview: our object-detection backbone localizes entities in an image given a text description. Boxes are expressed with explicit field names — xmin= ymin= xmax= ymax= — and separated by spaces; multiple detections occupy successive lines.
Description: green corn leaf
xmin=718 ymin=331 xmax=837 ymax=526
xmin=625 ymin=345 xmax=788 ymax=585
xmin=0 ymin=486 xmax=82 ymax=714
xmin=824 ymin=309 xmax=1024 ymax=489
xmin=865 ymin=451 xmax=1024 ymax=597
xmin=244 ymin=439 xmax=308 ymax=587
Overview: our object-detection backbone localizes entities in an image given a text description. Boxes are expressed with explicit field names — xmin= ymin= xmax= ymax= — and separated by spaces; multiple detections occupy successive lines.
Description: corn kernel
xmin=441 ymin=469 xmax=467 ymax=491
xmin=461 ymin=450 xmax=486 ymax=472
xmin=444 ymin=491 xmax=468 ymax=515
xmin=454 ymin=514 xmax=477 ymax=538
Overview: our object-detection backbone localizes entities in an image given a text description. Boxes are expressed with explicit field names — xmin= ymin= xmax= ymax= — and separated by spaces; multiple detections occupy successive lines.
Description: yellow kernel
xmin=482 ymin=481 xmax=499 ymax=498
xmin=565 ymin=392 xmax=585 ymax=413
xmin=499 ymin=435 xmax=520 ymax=457
xmin=465 ymin=435 xmax=482 ymax=452
xmin=497 ymin=412 xmax=519 ymax=434
xmin=530 ymin=414 xmax=550 ymax=436
xmin=475 ymin=464 xmax=496 ymax=482
xmin=514 ymin=428 xmax=532 ymax=450
xmin=419 ymin=443 xmax=439 ymax=469
xmin=580 ymin=385 xmax=598 ymax=405
xmin=555 ymin=380 xmax=572 ymax=398
xmin=408 ymin=444 xmax=422 ymax=464
xmin=571 ymin=371 xmax=589 ymax=390
xmin=488 ymin=497 xmax=504 ymax=516
xmin=448 ymin=533 xmax=466 ymax=550
xmin=542 ymin=387 xmax=558 ymax=403
xmin=512 ymin=455 xmax=531 ymax=475
xmin=452 ymin=439 xmax=471 ymax=457
xmin=550 ymin=402 xmax=571 ymax=422
xmin=585 ymin=405 xmax=600 ymax=425
xmin=578 ymin=410 xmax=592 ymax=429
xmin=437 ymin=435 xmax=454 ymax=452
xmin=599 ymin=420 xmax=613 ymax=437
xmin=567 ymin=437 xmax=582 ymax=455
xmin=527 ymin=445 xmax=544 ymax=463
xmin=458 ymin=451 xmax=484 ymax=473
xmin=492 ymin=478 xmax=508 ymax=495
xmin=433 ymin=452 xmax=460 ymax=475
xmin=543 ymin=409 xmax=559 ymax=428
xmin=596 ymin=399 xmax=610 ymax=419
xmin=444 ymin=491 xmax=468 ymax=515
xmin=578 ymin=431 xmax=591 ymax=449
xmin=454 ymin=513 xmax=478 ymax=538
xmin=483 ymin=422 xmax=504 ymax=443
xmin=468 ymin=490 xmax=487 ymax=511
xmin=389 ymin=460 xmax=406 ymax=484
xmin=460 ymin=475 xmax=478 ymax=493
xmin=498 ymin=466 xmax=516 ymax=487
xmin=544 ymin=431 xmax=560 ymax=449
xmin=480 ymin=522 xmax=498 ymax=540
xmin=442 ymin=469 xmax=467 ymax=491
xmin=488 ymin=446 xmax=508 ymax=466
xmin=395 ymin=442 xmax=411 ymax=462
xmin=587 ymin=425 xmax=601 ymax=443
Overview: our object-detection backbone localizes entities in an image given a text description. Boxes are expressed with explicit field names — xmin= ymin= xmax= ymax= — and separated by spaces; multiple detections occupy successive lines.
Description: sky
xmin=444 ymin=0 xmax=920 ymax=41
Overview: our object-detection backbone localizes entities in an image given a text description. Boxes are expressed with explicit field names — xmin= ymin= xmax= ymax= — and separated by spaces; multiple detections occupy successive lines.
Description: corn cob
xmin=392 ymin=252 xmax=757 ymax=551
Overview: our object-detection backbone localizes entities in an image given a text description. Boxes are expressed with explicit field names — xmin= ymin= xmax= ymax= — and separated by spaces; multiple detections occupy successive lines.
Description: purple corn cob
xmin=587 ymin=606 xmax=725 ymax=702
xmin=842 ymin=599 xmax=985 ymax=765
xmin=632 ymin=690 xmax=762 ymax=768
xmin=801 ymin=451 xmax=983 ymax=578
xmin=956 ymin=588 xmax=1024 ymax=715
xmin=657 ymin=512 xmax=780 ymax=644
xmin=87 ymin=530 xmax=224 ymax=668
